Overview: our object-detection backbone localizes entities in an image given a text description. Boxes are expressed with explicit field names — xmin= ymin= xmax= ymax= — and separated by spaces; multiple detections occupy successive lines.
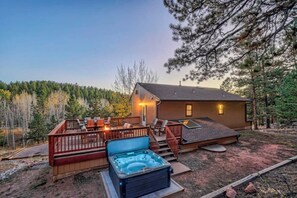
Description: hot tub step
xmin=160 ymin=151 xmax=174 ymax=157
xmin=158 ymin=147 xmax=171 ymax=152
xmin=164 ymin=156 xmax=177 ymax=162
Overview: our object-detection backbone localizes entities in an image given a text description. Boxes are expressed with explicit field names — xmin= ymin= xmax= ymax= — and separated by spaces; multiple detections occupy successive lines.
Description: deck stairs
xmin=156 ymin=140 xmax=177 ymax=162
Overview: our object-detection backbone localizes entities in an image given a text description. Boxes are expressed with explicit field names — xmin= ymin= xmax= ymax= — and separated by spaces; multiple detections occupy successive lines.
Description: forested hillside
xmin=0 ymin=80 xmax=130 ymax=147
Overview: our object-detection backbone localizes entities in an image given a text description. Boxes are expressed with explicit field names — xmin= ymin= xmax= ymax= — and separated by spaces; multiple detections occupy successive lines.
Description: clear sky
xmin=0 ymin=0 xmax=223 ymax=89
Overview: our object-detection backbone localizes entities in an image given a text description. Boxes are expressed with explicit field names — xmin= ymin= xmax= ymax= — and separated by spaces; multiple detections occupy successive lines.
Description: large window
xmin=218 ymin=104 xmax=224 ymax=115
xmin=185 ymin=104 xmax=193 ymax=117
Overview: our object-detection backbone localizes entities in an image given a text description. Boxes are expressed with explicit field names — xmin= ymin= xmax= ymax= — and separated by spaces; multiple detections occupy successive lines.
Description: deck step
xmin=158 ymin=147 xmax=171 ymax=152
xmin=158 ymin=142 xmax=168 ymax=147
xmin=164 ymin=156 xmax=177 ymax=162
xmin=159 ymin=152 xmax=174 ymax=157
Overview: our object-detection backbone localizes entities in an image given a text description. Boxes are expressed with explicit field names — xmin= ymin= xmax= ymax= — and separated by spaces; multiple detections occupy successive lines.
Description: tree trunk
xmin=261 ymin=60 xmax=270 ymax=129
xmin=251 ymin=73 xmax=258 ymax=130
xmin=265 ymin=94 xmax=270 ymax=128
xmin=252 ymin=89 xmax=258 ymax=130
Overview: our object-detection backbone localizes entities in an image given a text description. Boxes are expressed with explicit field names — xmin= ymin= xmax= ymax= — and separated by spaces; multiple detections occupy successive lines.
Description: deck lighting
xmin=104 ymin=125 xmax=110 ymax=131
xmin=218 ymin=104 xmax=224 ymax=115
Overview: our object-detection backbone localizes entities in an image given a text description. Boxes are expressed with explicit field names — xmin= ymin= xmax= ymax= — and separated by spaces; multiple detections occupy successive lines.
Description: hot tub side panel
xmin=125 ymin=167 xmax=171 ymax=198
xmin=109 ymin=165 xmax=171 ymax=198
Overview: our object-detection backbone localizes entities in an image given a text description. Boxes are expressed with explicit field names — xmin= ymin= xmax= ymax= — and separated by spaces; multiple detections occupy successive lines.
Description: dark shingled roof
xmin=138 ymin=83 xmax=249 ymax=101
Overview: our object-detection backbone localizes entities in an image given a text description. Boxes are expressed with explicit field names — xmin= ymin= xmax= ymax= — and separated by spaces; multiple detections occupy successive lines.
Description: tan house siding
xmin=157 ymin=101 xmax=250 ymax=129
xmin=131 ymin=84 xmax=157 ymax=124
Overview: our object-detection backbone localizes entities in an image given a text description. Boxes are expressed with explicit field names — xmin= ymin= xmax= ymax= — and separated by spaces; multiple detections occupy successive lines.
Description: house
xmin=131 ymin=83 xmax=252 ymax=130
xmin=48 ymin=83 xmax=251 ymax=181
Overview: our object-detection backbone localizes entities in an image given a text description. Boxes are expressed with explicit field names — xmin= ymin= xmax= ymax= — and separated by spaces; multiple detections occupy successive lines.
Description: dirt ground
xmin=236 ymin=161 xmax=297 ymax=198
xmin=0 ymin=130 xmax=296 ymax=198
xmin=170 ymin=130 xmax=297 ymax=197
xmin=0 ymin=158 xmax=107 ymax=198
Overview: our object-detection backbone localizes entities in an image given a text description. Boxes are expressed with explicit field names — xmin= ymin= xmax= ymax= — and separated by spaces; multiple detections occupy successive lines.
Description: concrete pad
xmin=200 ymin=144 xmax=226 ymax=152
xmin=170 ymin=162 xmax=191 ymax=176
xmin=100 ymin=171 xmax=184 ymax=198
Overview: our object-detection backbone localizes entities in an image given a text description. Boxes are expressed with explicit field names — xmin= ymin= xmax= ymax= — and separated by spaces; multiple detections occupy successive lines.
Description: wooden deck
xmin=48 ymin=117 xmax=183 ymax=180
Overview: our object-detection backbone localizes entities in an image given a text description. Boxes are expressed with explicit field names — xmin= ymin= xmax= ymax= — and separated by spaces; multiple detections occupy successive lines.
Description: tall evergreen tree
xmin=65 ymin=95 xmax=82 ymax=119
xmin=28 ymin=108 xmax=47 ymax=143
xmin=275 ymin=70 xmax=297 ymax=124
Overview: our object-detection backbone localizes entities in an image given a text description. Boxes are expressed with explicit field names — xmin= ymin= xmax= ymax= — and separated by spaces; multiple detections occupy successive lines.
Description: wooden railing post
xmin=48 ymin=135 xmax=54 ymax=166
xmin=165 ymin=126 xmax=179 ymax=159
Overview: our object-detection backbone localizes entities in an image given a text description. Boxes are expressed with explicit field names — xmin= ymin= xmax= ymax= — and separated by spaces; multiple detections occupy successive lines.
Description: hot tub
xmin=106 ymin=136 xmax=171 ymax=198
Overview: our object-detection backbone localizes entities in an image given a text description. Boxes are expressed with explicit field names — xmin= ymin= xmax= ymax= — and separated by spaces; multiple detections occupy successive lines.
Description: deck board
xmin=182 ymin=117 xmax=239 ymax=144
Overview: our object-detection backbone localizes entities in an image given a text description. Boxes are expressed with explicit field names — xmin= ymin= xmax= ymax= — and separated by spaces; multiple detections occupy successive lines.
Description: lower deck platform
xmin=181 ymin=117 xmax=240 ymax=144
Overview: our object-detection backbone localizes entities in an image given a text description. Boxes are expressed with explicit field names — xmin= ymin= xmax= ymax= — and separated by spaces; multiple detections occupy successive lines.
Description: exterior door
xmin=142 ymin=105 xmax=147 ymax=126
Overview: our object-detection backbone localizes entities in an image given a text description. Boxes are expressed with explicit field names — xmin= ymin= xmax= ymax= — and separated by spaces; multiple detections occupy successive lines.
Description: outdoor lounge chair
xmin=77 ymin=119 xmax=84 ymax=128
xmin=154 ymin=120 xmax=168 ymax=136
xmin=150 ymin=118 xmax=159 ymax=130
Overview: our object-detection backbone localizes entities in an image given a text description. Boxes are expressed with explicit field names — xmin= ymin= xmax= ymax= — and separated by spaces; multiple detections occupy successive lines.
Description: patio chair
xmin=150 ymin=118 xmax=159 ymax=130
xmin=123 ymin=123 xmax=131 ymax=128
xmin=84 ymin=117 xmax=91 ymax=125
xmin=86 ymin=119 xmax=95 ymax=130
xmin=77 ymin=119 xmax=84 ymax=128
xmin=154 ymin=120 xmax=168 ymax=136
xmin=105 ymin=117 xmax=111 ymax=125
xmin=122 ymin=123 xmax=133 ymax=138
xmin=96 ymin=118 xmax=105 ymax=129
xmin=94 ymin=117 xmax=100 ymax=122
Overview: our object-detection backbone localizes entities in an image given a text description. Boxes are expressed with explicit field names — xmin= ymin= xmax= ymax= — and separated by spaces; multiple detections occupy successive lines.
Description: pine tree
xmin=47 ymin=115 xmax=58 ymax=132
xmin=65 ymin=95 xmax=82 ymax=119
xmin=28 ymin=108 xmax=47 ymax=143
xmin=163 ymin=1 xmax=296 ymax=82
xmin=275 ymin=70 xmax=297 ymax=124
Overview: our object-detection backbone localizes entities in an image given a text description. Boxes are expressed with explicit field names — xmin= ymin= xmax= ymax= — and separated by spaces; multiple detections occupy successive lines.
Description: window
xmin=185 ymin=104 xmax=192 ymax=117
xmin=218 ymin=104 xmax=224 ymax=115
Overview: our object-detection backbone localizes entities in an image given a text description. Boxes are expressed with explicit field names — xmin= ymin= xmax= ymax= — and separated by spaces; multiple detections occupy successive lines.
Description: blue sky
xmin=0 ymin=0 xmax=222 ymax=89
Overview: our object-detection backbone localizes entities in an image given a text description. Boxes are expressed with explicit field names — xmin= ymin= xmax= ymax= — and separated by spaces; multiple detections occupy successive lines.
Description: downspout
xmin=156 ymin=99 xmax=161 ymax=118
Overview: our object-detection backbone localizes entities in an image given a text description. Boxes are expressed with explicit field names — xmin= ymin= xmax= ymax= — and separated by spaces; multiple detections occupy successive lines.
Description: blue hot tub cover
xmin=106 ymin=136 xmax=150 ymax=157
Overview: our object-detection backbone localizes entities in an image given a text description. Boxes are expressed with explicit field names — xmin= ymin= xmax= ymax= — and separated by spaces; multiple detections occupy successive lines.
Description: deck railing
xmin=49 ymin=120 xmax=67 ymax=165
xmin=165 ymin=126 xmax=179 ymax=159
xmin=166 ymin=121 xmax=183 ymax=144
xmin=110 ymin=116 xmax=141 ymax=126
xmin=148 ymin=128 xmax=159 ymax=152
